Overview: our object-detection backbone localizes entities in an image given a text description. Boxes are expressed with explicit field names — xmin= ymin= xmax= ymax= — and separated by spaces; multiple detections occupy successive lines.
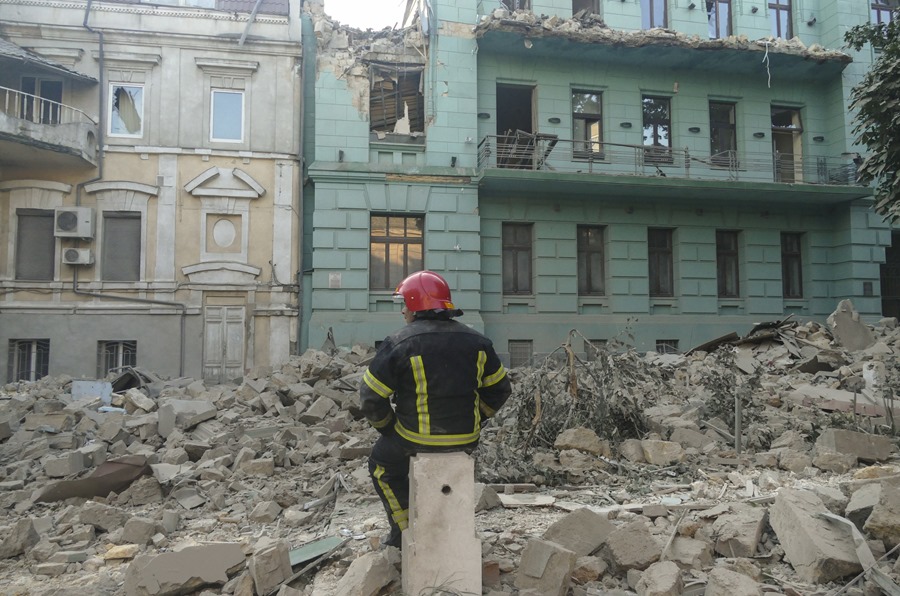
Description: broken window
xmin=641 ymin=0 xmax=667 ymax=29
xmin=577 ymin=225 xmax=605 ymax=296
xmin=572 ymin=90 xmax=603 ymax=159
xmin=655 ymin=339 xmax=679 ymax=354
xmin=872 ymin=0 xmax=898 ymax=25
xmin=781 ymin=232 xmax=804 ymax=299
xmin=648 ymin=228 xmax=674 ymax=298
xmin=573 ymin=0 xmax=599 ymax=15
xmin=8 ymin=339 xmax=50 ymax=382
xmin=98 ymin=340 xmax=137 ymax=377
xmin=508 ymin=340 xmax=533 ymax=368
xmin=502 ymin=223 xmax=533 ymax=295
xmin=102 ymin=212 xmax=142 ymax=282
xmin=642 ymin=95 xmax=672 ymax=165
xmin=769 ymin=0 xmax=792 ymax=38
xmin=500 ymin=0 xmax=531 ymax=10
xmin=109 ymin=84 xmax=144 ymax=137
xmin=15 ymin=209 xmax=55 ymax=281
xmin=370 ymin=67 xmax=424 ymax=135
xmin=716 ymin=230 xmax=740 ymax=298
xmin=211 ymin=89 xmax=243 ymax=142
xmin=707 ymin=0 xmax=732 ymax=38
xmin=369 ymin=214 xmax=424 ymax=290
xmin=709 ymin=101 xmax=736 ymax=166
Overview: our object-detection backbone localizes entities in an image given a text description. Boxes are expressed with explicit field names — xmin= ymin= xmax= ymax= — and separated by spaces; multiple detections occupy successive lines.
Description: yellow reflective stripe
xmin=482 ymin=366 xmax=507 ymax=388
xmin=473 ymin=396 xmax=482 ymax=433
xmin=373 ymin=465 xmax=408 ymax=530
xmin=479 ymin=400 xmax=496 ymax=418
xmin=370 ymin=412 xmax=393 ymax=429
xmin=410 ymin=356 xmax=430 ymax=435
xmin=394 ymin=421 xmax=480 ymax=447
xmin=364 ymin=369 xmax=393 ymax=398
xmin=476 ymin=351 xmax=487 ymax=388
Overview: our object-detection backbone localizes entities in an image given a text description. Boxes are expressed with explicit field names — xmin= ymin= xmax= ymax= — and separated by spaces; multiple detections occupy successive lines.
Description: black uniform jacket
xmin=360 ymin=318 xmax=512 ymax=448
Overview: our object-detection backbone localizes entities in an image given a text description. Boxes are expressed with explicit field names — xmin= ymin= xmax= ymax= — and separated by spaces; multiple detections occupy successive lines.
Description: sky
xmin=324 ymin=0 xmax=408 ymax=30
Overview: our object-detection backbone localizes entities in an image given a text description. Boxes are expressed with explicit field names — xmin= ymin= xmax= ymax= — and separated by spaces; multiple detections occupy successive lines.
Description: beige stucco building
xmin=0 ymin=0 xmax=303 ymax=383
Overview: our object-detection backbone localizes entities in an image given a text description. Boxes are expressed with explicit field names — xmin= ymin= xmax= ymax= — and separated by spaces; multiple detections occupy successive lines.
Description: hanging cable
xmin=762 ymin=40 xmax=772 ymax=88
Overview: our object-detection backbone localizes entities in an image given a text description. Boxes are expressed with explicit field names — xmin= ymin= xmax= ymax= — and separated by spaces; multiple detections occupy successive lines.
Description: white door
xmin=203 ymin=305 xmax=245 ymax=383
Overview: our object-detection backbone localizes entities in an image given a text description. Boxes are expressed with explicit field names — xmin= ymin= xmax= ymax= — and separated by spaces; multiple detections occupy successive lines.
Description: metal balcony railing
xmin=477 ymin=133 xmax=863 ymax=187
xmin=0 ymin=85 xmax=96 ymax=126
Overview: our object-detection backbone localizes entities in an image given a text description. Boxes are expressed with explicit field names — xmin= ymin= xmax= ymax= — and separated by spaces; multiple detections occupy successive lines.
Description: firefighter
xmin=360 ymin=270 xmax=512 ymax=548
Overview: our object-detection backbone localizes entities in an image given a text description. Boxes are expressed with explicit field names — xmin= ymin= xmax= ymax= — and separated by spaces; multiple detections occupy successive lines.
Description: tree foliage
xmin=845 ymin=14 xmax=900 ymax=223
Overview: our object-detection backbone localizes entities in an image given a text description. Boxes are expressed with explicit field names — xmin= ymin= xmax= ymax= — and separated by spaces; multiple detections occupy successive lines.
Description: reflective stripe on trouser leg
xmin=373 ymin=464 xmax=409 ymax=530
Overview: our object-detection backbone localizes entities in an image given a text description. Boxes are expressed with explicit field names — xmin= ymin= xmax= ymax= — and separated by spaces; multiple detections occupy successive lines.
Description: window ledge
xmin=370 ymin=134 xmax=426 ymax=150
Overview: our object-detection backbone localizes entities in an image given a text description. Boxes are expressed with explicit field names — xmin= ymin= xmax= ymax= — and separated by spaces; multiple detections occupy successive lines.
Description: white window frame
xmin=210 ymin=89 xmax=244 ymax=143
xmin=107 ymin=83 xmax=145 ymax=138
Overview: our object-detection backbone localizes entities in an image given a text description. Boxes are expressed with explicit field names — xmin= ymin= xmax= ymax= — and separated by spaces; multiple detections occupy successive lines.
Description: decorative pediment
xmin=184 ymin=167 xmax=266 ymax=199
xmin=181 ymin=261 xmax=261 ymax=284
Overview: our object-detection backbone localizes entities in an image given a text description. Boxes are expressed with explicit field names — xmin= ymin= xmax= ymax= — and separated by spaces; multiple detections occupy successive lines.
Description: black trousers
xmin=368 ymin=432 xmax=477 ymax=534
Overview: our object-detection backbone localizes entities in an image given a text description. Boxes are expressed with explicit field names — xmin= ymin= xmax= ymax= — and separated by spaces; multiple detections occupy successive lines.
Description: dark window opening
xmin=503 ymin=223 xmax=533 ymax=295
xmin=370 ymin=68 xmax=424 ymax=135
xmin=881 ymin=231 xmax=900 ymax=318
xmin=15 ymin=209 xmax=55 ymax=281
xmin=709 ymin=101 xmax=737 ymax=166
xmin=642 ymin=95 xmax=673 ymax=165
xmin=577 ymin=225 xmax=605 ymax=295
xmin=8 ymin=339 xmax=50 ymax=382
xmin=102 ymin=212 xmax=141 ymax=282
xmin=772 ymin=106 xmax=803 ymax=183
xmin=649 ymin=228 xmax=674 ymax=297
xmin=781 ymin=232 xmax=804 ymax=299
xmin=369 ymin=214 xmax=424 ymax=290
xmin=656 ymin=339 xmax=680 ymax=354
xmin=716 ymin=230 xmax=740 ymax=298
xmin=496 ymin=84 xmax=536 ymax=169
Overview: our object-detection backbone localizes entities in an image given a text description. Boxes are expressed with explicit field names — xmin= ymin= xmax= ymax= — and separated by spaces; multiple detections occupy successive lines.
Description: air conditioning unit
xmin=54 ymin=207 xmax=94 ymax=238
xmin=62 ymin=248 xmax=94 ymax=266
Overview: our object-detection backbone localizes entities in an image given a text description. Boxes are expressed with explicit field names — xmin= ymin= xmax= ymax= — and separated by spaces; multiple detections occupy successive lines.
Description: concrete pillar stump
xmin=402 ymin=452 xmax=481 ymax=596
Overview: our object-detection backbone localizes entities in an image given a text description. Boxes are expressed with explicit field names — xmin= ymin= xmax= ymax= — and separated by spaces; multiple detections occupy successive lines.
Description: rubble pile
xmin=0 ymin=301 xmax=898 ymax=595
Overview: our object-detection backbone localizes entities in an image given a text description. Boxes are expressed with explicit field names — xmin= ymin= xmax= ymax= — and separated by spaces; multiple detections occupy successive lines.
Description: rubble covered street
xmin=1 ymin=300 xmax=899 ymax=596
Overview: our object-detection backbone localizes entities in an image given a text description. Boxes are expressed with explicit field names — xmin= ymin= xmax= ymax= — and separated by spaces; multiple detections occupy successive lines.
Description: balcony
xmin=0 ymin=86 xmax=99 ymax=169
xmin=476 ymin=134 xmax=872 ymax=205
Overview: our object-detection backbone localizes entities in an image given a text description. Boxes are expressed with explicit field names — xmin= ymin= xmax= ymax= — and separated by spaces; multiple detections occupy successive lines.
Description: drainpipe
xmin=296 ymin=0 xmax=310 ymax=354
xmin=78 ymin=1 xmax=187 ymax=377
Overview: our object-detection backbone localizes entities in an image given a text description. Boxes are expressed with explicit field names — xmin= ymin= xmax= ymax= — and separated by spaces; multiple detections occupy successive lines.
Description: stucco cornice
xmin=0 ymin=0 xmax=289 ymax=24
xmin=0 ymin=180 xmax=72 ymax=193
xmin=84 ymin=181 xmax=159 ymax=196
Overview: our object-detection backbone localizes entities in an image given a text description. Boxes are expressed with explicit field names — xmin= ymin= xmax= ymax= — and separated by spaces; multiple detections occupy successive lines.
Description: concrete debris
xmin=124 ymin=542 xmax=245 ymax=596
xmin=828 ymin=299 xmax=878 ymax=351
xmin=333 ymin=550 xmax=399 ymax=596
xmin=542 ymin=507 xmax=614 ymax=555
xmin=515 ymin=538 xmax=577 ymax=596
xmin=635 ymin=560 xmax=683 ymax=596
xmin=704 ymin=565 xmax=763 ymax=596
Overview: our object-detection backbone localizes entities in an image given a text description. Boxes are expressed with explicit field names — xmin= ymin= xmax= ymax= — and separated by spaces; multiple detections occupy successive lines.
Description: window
xmin=648 ymin=228 xmax=674 ymax=297
xmin=716 ymin=230 xmax=740 ymax=298
xmin=211 ymin=89 xmax=244 ymax=142
xmin=508 ymin=340 xmax=533 ymax=368
xmin=872 ymin=0 xmax=898 ymax=25
xmin=15 ymin=209 xmax=55 ymax=281
xmin=709 ymin=101 xmax=737 ymax=166
xmin=501 ymin=0 xmax=531 ymax=9
xmin=573 ymin=0 xmax=599 ymax=14
xmin=772 ymin=106 xmax=803 ymax=183
xmin=98 ymin=340 xmax=137 ymax=377
xmin=572 ymin=90 xmax=603 ymax=158
xmin=109 ymin=84 xmax=144 ymax=137
xmin=502 ymin=223 xmax=533 ymax=295
xmin=102 ymin=212 xmax=141 ymax=282
xmin=578 ymin=225 xmax=605 ymax=295
xmin=8 ymin=339 xmax=50 ymax=382
xmin=370 ymin=69 xmax=424 ymax=135
xmin=769 ymin=0 xmax=792 ymax=38
xmin=707 ymin=0 xmax=732 ymax=38
xmin=369 ymin=214 xmax=424 ymax=290
xmin=655 ymin=339 xmax=679 ymax=354
xmin=642 ymin=96 xmax=672 ymax=164
xmin=584 ymin=339 xmax=607 ymax=361
xmin=641 ymin=0 xmax=667 ymax=28
xmin=781 ymin=232 xmax=803 ymax=299
xmin=20 ymin=77 xmax=62 ymax=124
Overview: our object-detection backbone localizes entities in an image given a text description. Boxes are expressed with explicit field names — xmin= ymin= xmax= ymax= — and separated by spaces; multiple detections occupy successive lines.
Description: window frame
xmin=210 ymin=89 xmax=245 ymax=143
xmin=707 ymin=0 xmax=733 ymax=39
xmin=108 ymin=83 xmax=145 ymax=138
xmin=572 ymin=89 xmax=604 ymax=160
xmin=102 ymin=211 xmax=142 ymax=282
xmin=655 ymin=339 xmax=679 ymax=354
xmin=573 ymin=0 xmax=600 ymax=15
xmin=8 ymin=339 xmax=50 ymax=382
xmin=370 ymin=68 xmax=425 ymax=135
xmin=20 ymin=76 xmax=63 ymax=125
xmin=369 ymin=214 xmax=425 ymax=291
xmin=641 ymin=0 xmax=668 ymax=28
xmin=501 ymin=0 xmax=532 ymax=9
xmin=502 ymin=223 xmax=534 ymax=295
xmin=716 ymin=230 xmax=740 ymax=298
xmin=577 ymin=225 xmax=606 ymax=296
xmin=769 ymin=0 xmax=793 ymax=39
xmin=642 ymin=95 xmax=673 ymax=165
xmin=872 ymin=0 xmax=898 ymax=25
xmin=781 ymin=232 xmax=804 ymax=299
xmin=648 ymin=227 xmax=674 ymax=298
xmin=15 ymin=208 xmax=55 ymax=281
xmin=709 ymin=101 xmax=737 ymax=166
xmin=508 ymin=339 xmax=534 ymax=368
xmin=97 ymin=340 xmax=138 ymax=377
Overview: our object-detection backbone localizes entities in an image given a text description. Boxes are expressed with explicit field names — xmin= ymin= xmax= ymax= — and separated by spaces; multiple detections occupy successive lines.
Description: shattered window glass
xmin=109 ymin=84 xmax=144 ymax=137
xmin=370 ymin=68 xmax=424 ymax=135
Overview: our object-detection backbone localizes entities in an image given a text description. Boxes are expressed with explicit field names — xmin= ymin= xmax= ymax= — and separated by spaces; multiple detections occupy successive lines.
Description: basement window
xmin=370 ymin=67 xmax=425 ymax=140
xmin=573 ymin=0 xmax=599 ymax=15
xmin=98 ymin=340 xmax=137 ymax=377
xmin=8 ymin=339 xmax=50 ymax=382
xmin=508 ymin=340 xmax=533 ymax=368
xmin=655 ymin=339 xmax=679 ymax=354
xmin=501 ymin=0 xmax=531 ymax=10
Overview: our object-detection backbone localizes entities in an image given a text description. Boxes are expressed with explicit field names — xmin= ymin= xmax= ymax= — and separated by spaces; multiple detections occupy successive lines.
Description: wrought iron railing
xmin=477 ymin=133 xmax=863 ymax=187
xmin=0 ymin=85 xmax=96 ymax=126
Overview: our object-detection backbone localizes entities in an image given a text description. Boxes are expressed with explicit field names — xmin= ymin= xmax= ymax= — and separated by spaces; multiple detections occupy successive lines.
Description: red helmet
xmin=394 ymin=270 xmax=455 ymax=312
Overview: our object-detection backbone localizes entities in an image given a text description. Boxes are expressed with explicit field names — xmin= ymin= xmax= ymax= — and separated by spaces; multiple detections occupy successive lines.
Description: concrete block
xmin=515 ymin=538 xmax=577 ymax=596
xmin=809 ymin=485 xmax=849 ymax=515
xmin=572 ymin=555 xmax=606 ymax=584
xmin=79 ymin=502 xmax=129 ymax=532
xmin=298 ymin=396 xmax=336 ymax=424
xmin=846 ymin=483 xmax=881 ymax=530
xmin=123 ymin=517 xmax=160 ymax=545
xmin=241 ymin=458 xmax=275 ymax=476
xmin=43 ymin=451 xmax=87 ymax=478
xmin=710 ymin=503 xmax=766 ymax=558
xmin=249 ymin=500 xmax=282 ymax=523
xmin=603 ymin=520 xmax=662 ymax=572
xmin=769 ymin=489 xmax=861 ymax=583
xmin=619 ymin=439 xmax=646 ymax=463
xmin=554 ymin=426 xmax=607 ymax=455
xmin=863 ymin=477 xmax=900 ymax=548
xmin=543 ymin=507 xmax=614 ymax=556
xmin=403 ymin=452 xmax=481 ymax=596
xmin=0 ymin=416 xmax=15 ymax=441
xmin=812 ymin=449 xmax=857 ymax=474
xmin=157 ymin=400 xmax=217 ymax=438
xmin=123 ymin=389 xmax=157 ymax=413
xmin=670 ymin=427 xmax=717 ymax=450
xmin=474 ymin=483 xmax=502 ymax=512
xmin=33 ymin=562 xmax=68 ymax=576
xmin=640 ymin=440 xmax=684 ymax=465
xmin=334 ymin=550 xmax=399 ymax=596
xmin=636 ymin=560 xmax=683 ymax=596
xmin=664 ymin=536 xmax=713 ymax=569
xmin=249 ymin=540 xmax=293 ymax=596
xmin=704 ymin=566 xmax=763 ymax=596
xmin=816 ymin=429 xmax=894 ymax=463
xmin=124 ymin=542 xmax=245 ymax=596
xmin=0 ymin=519 xmax=39 ymax=559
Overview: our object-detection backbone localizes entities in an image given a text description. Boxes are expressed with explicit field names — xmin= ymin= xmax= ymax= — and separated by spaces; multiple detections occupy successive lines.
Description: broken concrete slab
xmin=79 ymin=502 xmax=129 ymax=533
xmin=603 ymin=520 xmax=663 ymax=572
xmin=663 ymin=536 xmax=713 ymax=569
xmin=0 ymin=518 xmax=39 ymax=559
xmin=249 ymin=540 xmax=293 ymax=596
xmin=474 ymin=482 xmax=502 ymax=512
xmin=124 ymin=542 xmax=245 ymax=596
xmin=157 ymin=400 xmax=217 ymax=438
xmin=554 ymin=426 xmax=607 ymax=455
xmin=572 ymin=555 xmax=607 ymax=584
xmin=514 ymin=538 xmax=577 ymax=596
xmin=542 ymin=506 xmax=613 ymax=556
xmin=635 ymin=560 xmax=683 ymax=596
xmin=815 ymin=428 xmax=894 ymax=463
xmin=710 ymin=503 xmax=767 ymax=558
xmin=640 ymin=439 xmax=684 ymax=466
xmin=769 ymin=488 xmax=862 ymax=583
xmin=846 ymin=483 xmax=881 ymax=531
xmin=827 ymin=299 xmax=876 ymax=351
xmin=704 ymin=566 xmax=763 ymax=596
xmin=862 ymin=477 xmax=900 ymax=548
xmin=334 ymin=550 xmax=399 ymax=596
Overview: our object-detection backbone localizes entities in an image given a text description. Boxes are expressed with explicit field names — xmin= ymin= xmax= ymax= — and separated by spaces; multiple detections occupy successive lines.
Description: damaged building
xmin=0 ymin=0 xmax=303 ymax=383
xmin=304 ymin=0 xmax=900 ymax=365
